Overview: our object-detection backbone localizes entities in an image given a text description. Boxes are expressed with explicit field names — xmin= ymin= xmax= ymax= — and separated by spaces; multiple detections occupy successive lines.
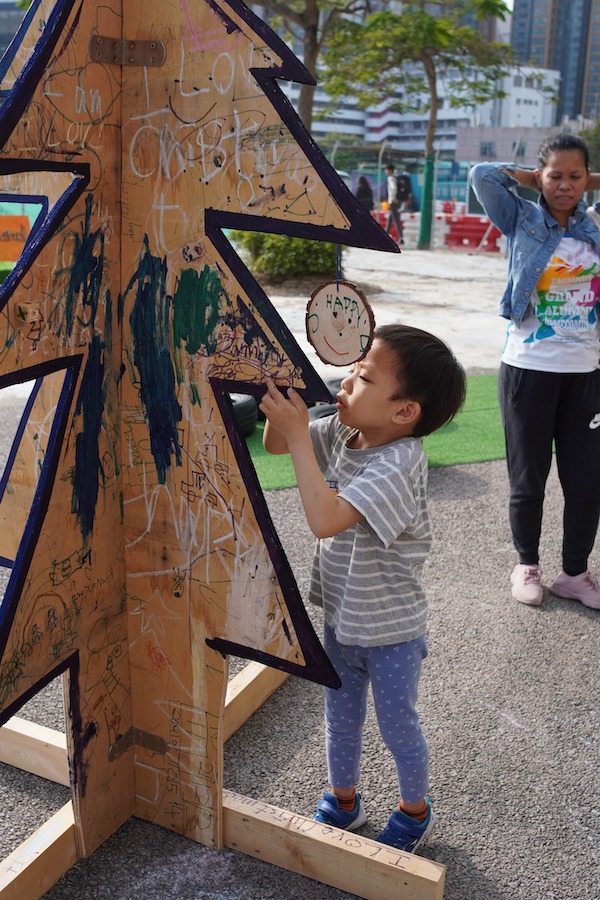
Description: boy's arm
xmin=263 ymin=418 xmax=289 ymax=455
xmin=259 ymin=380 xmax=364 ymax=539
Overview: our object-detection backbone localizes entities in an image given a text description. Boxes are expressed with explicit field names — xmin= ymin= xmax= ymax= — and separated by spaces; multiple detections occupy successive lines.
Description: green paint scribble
xmin=172 ymin=266 xmax=221 ymax=385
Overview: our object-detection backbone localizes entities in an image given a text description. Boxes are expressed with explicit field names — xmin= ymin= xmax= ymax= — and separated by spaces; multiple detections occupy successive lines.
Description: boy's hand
xmin=259 ymin=379 xmax=309 ymax=444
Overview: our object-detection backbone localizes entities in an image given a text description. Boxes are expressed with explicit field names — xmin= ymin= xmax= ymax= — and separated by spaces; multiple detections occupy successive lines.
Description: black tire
xmin=308 ymin=403 xmax=337 ymax=421
xmin=324 ymin=377 xmax=344 ymax=401
xmin=229 ymin=393 xmax=258 ymax=437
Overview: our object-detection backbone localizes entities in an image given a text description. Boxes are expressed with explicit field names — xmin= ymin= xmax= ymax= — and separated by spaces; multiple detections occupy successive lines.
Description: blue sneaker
xmin=376 ymin=798 xmax=436 ymax=853
xmin=314 ymin=791 xmax=367 ymax=831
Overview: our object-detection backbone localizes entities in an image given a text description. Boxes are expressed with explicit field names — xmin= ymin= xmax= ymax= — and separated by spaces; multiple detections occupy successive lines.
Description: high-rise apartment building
xmin=0 ymin=1 xmax=25 ymax=60
xmin=511 ymin=0 xmax=600 ymax=122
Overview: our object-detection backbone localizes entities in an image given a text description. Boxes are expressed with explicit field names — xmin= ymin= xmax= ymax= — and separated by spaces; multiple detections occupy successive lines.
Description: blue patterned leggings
xmin=323 ymin=623 xmax=429 ymax=804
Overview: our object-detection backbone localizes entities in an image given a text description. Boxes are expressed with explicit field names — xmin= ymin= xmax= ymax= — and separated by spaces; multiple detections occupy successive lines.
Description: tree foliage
xmin=319 ymin=0 xmax=513 ymax=247
xmin=321 ymin=1 xmax=513 ymax=158
xmin=580 ymin=120 xmax=600 ymax=173
xmin=231 ymin=230 xmax=339 ymax=278
xmin=254 ymin=1 xmax=374 ymax=130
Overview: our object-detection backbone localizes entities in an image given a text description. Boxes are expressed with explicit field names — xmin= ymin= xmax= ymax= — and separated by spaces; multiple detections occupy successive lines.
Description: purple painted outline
xmin=208 ymin=0 xmax=398 ymax=253
xmin=201 ymin=2 xmax=399 ymax=687
xmin=0 ymin=192 xmax=50 ymax=243
xmin=0 ymin=650 xmax=92 ymax=799
xmin=207 ymin=379 xmax=340 ymax=689
xmin=0 ymin=0 xmax=81 ymax=146
xmin=208 ymin=225 xmax=331 ymax=402
xmin=0 ymin=376 xmax=42 ymax=508
xmin=0 ymin=651 xmax=76 ymax=729
xmin=0 ymin=354 xmax=83 ymax=660
xmin=0 ymin=160 xmax=90 ymax=315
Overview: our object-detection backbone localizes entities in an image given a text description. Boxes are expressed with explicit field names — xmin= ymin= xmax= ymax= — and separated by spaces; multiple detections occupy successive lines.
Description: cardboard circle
xmin=305 ymin=280 xmax=375 ymax=366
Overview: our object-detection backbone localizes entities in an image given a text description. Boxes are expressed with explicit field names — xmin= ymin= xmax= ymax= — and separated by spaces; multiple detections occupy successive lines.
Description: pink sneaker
xmin=510 ymin=564 xmax=543 ymax=606
xmin=550 ymin=571 xmax=600 ymax=610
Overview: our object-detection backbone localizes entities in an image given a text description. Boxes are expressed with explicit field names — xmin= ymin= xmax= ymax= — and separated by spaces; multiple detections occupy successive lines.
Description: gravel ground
xmin=1 ymin=248 xmax=599 ymax=898
xmin=2 ymin=450 xmax=599 ymax=899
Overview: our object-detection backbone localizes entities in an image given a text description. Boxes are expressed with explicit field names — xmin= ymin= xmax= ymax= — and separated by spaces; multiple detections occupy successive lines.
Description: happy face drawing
xmin=306 ymin=280 xmax=375 ymax=366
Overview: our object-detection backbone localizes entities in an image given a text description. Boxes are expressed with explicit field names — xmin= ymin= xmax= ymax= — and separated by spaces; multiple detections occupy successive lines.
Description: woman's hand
xmin=503 ymin=167 xmax=540 ymax=191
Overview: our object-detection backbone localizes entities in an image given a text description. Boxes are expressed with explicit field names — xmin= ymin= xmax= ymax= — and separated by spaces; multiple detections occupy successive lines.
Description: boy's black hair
xmin=537 ymin=132 xmax=590 ymax=170
xmin=375 ymin=323 xmax=466 ymax=438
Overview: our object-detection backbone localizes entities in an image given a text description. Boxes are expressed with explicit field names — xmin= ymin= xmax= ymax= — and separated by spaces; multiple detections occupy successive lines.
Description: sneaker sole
xmin=345 ymin=806 xmax=367 ymax=831
xmin=550 ymin=588 xmax=600 ymax=610
xmin=314 ymin=804 xmax=367 ymax=832
xmin=411 ymin=809 xmax=437 ymax=852
xmin=511 ymin=587 xmax=543 ymax=606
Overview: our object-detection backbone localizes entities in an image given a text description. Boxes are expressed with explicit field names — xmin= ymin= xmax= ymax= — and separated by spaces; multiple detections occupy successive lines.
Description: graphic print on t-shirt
xmin=502 ymin=236 xmax=600 ymax=372
xmin=532 ymin=239 xmax=600 ymax=340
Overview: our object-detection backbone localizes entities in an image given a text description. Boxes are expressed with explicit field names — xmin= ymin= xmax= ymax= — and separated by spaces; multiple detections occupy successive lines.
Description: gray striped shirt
xmin=308 ymin=414 xmax=431 ymax=646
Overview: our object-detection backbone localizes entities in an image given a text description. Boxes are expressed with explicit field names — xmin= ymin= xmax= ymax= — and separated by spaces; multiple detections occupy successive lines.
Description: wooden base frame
xmin=0 ymin=663 xmax=445 ymax=900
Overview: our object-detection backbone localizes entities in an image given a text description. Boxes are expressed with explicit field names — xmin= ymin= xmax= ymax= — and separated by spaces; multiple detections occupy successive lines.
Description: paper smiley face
xmin=305 ymin=280 xmax=375 ymax=366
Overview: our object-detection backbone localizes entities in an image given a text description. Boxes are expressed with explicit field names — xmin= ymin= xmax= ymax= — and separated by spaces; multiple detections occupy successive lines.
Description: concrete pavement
xmin=275 ymin=246 xmax=509 ymax=379
xmin=1 ymin=248 xmax=599 ymax=900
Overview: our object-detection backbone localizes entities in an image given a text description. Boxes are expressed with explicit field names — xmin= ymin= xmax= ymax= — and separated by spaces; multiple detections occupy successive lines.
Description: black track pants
xmin=498 ymin=363 xmax=600 ymax=573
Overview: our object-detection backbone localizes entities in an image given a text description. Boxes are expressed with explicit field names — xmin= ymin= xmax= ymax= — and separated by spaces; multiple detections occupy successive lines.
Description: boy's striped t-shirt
xmin=308 ymin=414 xmax=431 ymax=647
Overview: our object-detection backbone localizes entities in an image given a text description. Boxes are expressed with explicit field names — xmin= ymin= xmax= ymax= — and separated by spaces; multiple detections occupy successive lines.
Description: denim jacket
xmin=469 ymin=162 xmax=600 ymax=325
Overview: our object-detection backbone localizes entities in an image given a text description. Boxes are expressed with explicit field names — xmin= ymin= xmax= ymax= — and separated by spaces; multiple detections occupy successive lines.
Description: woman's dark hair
xmin=537 ymin=132 xmax=590 ymax=170
xmin=375 ymin=323 xmax=466 ymax=437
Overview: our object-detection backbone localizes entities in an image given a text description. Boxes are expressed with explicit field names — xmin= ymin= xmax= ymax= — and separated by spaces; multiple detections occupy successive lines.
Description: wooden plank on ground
xmin=222 ymin=790 xmax=445 ymax=900
xmin=224 ymin=662 xmax=288 ymax=742
xmin=0 ymin=717 xmax=69 ymax=786
xmin=0 ymin=803 xmax=78 ymax=900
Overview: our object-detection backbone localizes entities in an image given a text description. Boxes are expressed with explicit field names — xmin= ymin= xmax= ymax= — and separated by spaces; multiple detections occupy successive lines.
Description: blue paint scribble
xmin=55 ymin=193 xmax=106 ymax=541
xmin=71 ymin=332 xmax=104 ymax=539
xmin=126 ymin=235 xmax=182 ymax=482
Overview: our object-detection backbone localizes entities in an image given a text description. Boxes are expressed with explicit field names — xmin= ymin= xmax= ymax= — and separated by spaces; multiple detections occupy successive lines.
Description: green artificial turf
xmin=246 ymin=374 xmax=505 ymax=491
xmin=424 ymin=373 xmax=504 ymax=467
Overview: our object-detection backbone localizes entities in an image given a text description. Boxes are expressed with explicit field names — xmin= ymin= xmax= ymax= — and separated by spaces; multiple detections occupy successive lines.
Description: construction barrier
xmin=0 ymin=215 xmax=29 ymax=262
xmin=371 ymin=209 xmax=502 ymax=253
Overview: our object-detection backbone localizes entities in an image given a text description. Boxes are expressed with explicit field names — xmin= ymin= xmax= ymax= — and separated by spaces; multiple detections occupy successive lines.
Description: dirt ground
xmin=266 ymin=245 xmax=509 ymax=378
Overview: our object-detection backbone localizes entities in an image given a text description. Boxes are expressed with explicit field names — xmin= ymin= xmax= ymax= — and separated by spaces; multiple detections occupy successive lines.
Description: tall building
xmin=0 ymin=1 xmax=25 ymax=60
xmin=511 ymin=0 xmax=600 ymax=122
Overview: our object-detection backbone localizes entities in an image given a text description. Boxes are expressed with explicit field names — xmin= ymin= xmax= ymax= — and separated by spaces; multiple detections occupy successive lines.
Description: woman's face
xmin=535 ymin=149 xmax=590 ymax=225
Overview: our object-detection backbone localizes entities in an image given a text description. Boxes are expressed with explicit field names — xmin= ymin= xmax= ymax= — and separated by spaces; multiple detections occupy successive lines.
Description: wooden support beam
xmin=0 ymin=803 xmax=78 ymax=900
xmin=0 ymin=717 xmax=69 ymax=786
xmin=224 ymin=662 xmax=288 ymax=742
xmin=0 ymin=657 xmax=286 ymax=783
xmin=222 ymin=790 xmax=445 ymax=900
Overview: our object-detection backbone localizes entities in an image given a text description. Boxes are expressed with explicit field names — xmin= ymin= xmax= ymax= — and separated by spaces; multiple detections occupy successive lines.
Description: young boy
xmin=260 ymin=324 xmax=466 ymax=852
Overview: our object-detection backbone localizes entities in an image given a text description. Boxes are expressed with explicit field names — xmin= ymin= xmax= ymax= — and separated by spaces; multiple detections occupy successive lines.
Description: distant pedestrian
xmin=470 ymin=132 xmax=600 ymax=610
xmin=260 ymin=324 xmax=466 ymax=853
xmin=355 ymin=175 xmax=374 ymax=211
xmin=384 ymin=164 xmax=411 ymax=244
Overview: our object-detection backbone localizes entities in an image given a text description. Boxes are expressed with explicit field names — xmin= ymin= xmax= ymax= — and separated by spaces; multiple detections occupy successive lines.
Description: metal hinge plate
xmin=89 ymin=35 xmax=166 ymax=67
xmin=109 ymin=727 xmax=168 ymax=761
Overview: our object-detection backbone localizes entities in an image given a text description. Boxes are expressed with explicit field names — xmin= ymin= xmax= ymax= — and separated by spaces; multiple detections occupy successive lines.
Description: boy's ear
xmin=392 ymin=399 xmax=421 ymax=427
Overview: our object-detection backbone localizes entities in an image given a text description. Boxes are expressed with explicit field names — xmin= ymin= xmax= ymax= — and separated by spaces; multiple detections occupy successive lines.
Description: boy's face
xmin=336 ymin=339 xmax=413 ymax=440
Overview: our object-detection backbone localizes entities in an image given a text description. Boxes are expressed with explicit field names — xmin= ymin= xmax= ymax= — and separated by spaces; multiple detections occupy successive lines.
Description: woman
xmin=470 ymin=132 xmax=600 ymax=609
xmin=355 ymin=175 xmax=374 ymax=212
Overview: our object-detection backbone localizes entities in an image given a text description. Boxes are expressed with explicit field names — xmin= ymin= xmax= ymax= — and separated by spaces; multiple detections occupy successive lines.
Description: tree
xmin=320 ymin=0 xmax=514 ymax=249
xmin=254 ymin=1 xmax=374 ymax=131
xmin=581 ymin=120 xmax=600 ymax=173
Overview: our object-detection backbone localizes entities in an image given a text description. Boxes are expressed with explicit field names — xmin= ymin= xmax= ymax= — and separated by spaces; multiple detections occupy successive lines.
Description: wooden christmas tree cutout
xmin=0 ymin=1 xmax=444 ymax=896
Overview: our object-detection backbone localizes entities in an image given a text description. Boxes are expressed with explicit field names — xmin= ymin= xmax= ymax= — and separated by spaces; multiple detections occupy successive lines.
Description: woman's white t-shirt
xmin=502 ymin=235 xmax=600 ymax=372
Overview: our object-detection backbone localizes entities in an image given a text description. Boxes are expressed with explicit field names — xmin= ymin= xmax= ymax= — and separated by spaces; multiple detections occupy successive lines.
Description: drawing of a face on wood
xmin=306 ymin=280 xmax=375 ymax=366
xmin=0 ymin=0 xmax=395 ymax=859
